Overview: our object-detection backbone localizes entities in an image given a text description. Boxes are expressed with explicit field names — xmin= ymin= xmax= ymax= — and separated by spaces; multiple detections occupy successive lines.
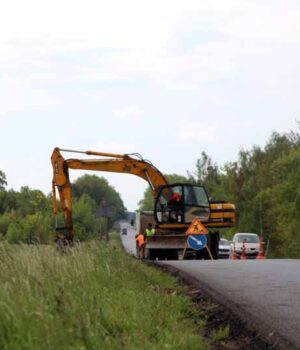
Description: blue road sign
xmin=187 ymin=234 xmax=207 ymax=251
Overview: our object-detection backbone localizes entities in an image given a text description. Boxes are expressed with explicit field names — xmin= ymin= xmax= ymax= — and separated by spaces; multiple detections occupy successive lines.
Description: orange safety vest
xmin=136 ymin=234 xmax=145 ymax=247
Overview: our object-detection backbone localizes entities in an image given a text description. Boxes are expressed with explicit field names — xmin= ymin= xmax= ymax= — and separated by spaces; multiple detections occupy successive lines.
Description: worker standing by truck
xmin=145 ymin=223 xmax=155 ymax=238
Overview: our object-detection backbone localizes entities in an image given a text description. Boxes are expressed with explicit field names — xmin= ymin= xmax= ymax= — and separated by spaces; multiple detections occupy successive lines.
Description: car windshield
xmin=219 ymin=239 xmax=230 ymax=246
xmin=235 ymin=234 xmax=259 ymax=243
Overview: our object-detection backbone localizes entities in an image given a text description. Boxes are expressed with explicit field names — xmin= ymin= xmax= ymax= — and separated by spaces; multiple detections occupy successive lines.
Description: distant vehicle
xmin=121 ymin=228 xmax=127 ymax=236
xmin=231 ymin=233 xmax=260 ymax=259
xmin=218 ymin=238 xmax=230 ymax=258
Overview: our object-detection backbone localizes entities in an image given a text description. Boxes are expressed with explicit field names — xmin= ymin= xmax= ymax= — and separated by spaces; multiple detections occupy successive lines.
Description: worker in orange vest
xmin=135 ymin=232 xmax=145 ymax=259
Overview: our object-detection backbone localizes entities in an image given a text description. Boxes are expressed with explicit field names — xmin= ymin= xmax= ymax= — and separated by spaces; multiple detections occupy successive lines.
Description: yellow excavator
xmin=51 ymin=147 xmax=236 ymax=259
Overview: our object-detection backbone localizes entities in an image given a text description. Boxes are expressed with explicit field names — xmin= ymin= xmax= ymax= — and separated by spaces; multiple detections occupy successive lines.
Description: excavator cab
xmin=154 ymin=184 xmax=210 ymax=225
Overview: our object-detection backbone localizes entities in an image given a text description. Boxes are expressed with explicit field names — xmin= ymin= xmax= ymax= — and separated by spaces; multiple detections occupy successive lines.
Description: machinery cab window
xmin=155 ymin=184 xmax=210 ymax=224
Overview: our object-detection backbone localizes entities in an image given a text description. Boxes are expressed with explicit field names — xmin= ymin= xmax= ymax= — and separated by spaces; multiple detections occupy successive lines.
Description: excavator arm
xmin=51 ymin=147 xmax=168 ymax=242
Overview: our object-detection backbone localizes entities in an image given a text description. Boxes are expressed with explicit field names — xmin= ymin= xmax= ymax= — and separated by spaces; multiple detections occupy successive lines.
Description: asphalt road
xmin=120 ymin=222 xmax=300 ymax=349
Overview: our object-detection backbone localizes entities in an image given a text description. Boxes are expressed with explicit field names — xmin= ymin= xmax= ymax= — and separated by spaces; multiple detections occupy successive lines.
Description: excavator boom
xmin=51 ymin=147 xmax=168 ymax=242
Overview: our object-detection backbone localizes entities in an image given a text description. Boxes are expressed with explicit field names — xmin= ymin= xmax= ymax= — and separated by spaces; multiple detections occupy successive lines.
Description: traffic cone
xmin=256 ymin=236 xmax=265 ymax=260
xmin=230 ymin=243 xmax=237 ymax=260
xmin=240 ymin=240 xmax=247 ymax=260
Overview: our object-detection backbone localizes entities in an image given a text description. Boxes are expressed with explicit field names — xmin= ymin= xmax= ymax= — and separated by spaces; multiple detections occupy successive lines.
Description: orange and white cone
xmin=256 ymin=236 xmax=265 ymax=260
xmin=240 ymin=240 xmax=247 ymax=260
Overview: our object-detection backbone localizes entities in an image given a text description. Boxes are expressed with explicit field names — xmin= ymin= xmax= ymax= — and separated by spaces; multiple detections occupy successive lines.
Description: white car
xmin=218 ymin=238 xmax=231 ymax=258
xmin=230 ymin=233 xmax=260 ymax=259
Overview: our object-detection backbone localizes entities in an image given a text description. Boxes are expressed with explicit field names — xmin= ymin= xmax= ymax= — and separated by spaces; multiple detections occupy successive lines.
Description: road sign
xmin=187 ymin=234 xmax=207 ymax=251
xmin=186 ymin=217 xmax=208 ymax=235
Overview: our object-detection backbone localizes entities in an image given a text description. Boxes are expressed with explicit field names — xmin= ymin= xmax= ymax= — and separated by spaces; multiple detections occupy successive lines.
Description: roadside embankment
xmin=0 ymin=236 xmax=209 ymax=350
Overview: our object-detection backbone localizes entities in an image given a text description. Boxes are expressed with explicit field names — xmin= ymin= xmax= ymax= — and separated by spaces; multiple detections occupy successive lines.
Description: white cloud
xmin=179 ymin=123 xmax=219 ymax=143
xmin=1 ymin=0 xmax=300 ymax=92
xmin=115 ymin=105 xmax=144 ymax=120
xmin=73 ymin=68 xmax=122 ymax=82
xmin=0 ymin=0 xmax=177 ymax=51
xmin=0 ymin=76 xmax=55 ymax=114
xmin=87 ymin=142 xmax=139 ymax=154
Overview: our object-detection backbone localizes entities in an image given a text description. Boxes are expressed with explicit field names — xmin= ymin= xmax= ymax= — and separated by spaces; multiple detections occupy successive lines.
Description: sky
xmin=1 ymin=0 xmax=300 ymax=211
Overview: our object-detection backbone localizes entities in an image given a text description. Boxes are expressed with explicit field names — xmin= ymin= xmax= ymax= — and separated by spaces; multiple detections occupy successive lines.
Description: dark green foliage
xmin=195 ymin=130 xmax=300 ymax=257
xmin=73 ymin=194 xmax=106 ymax=240
xmin=72 ymin=175 xmax=126 ymax=226
xmin=0 ymin=187 xmax=50 ymax=217
xmin=0 ymin=173 xmax=126 ymax=243
xmin=6 ymin=213 xmax=52 ymax=244
xmin=0 ymin=212 xmax=15 ymax=237
xmin=0 ymin=186 xmax=53 ymax=243
xmin=188 ymin=151 xmax=227 ymax=201
xmin=0 ymin=170 xmax=7 ymax=190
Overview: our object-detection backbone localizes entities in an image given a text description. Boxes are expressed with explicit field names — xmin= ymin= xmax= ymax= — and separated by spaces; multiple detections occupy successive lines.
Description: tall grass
xmin=0 ymin=237 xmax=207 ymax=350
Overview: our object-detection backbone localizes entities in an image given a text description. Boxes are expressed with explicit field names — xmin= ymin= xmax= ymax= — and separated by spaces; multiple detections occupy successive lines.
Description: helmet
xmin=170 ymin=192 xmax=181 ymax=202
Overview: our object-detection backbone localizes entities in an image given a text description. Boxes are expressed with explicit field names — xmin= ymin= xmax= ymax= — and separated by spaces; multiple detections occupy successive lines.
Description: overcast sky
xmin=1 ymin=0 xmax=300 ymax=211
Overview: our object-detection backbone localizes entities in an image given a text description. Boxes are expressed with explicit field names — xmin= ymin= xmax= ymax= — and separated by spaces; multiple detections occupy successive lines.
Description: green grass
xmin=0 ymin=235 xmax=208 ymax=350
xmin=211 ymin=324 xmax=230 ymax=342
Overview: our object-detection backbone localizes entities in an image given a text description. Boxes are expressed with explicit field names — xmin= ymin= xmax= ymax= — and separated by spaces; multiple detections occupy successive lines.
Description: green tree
xmin=188 ymin=151 xmax=226 ymax=200
xmin=220 ymin=128 xmax=300 ymax=257
xmin=73 ymin=194 xmax=105 ymax=240
xmin=72 ymin=175 xmax=125 ymax=226
xmin=0 ymin=212 xmax=16 ymax=237
xmin=6 ymin=221 xmax=24 ymax=243
xmin=0 ymin=187 xmax=49 ymax=218
xmin=0 ymin=170 xmax=7 ymax=190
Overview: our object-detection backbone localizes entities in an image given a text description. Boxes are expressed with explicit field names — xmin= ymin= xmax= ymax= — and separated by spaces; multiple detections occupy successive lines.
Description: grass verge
xmin=0 ymin=235 xmax=208 ymax=350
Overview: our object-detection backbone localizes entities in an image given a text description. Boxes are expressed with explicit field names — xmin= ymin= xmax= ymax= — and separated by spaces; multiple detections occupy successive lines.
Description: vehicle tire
xmin=195 ymin=249 xmax=210 ymax=260
xmin=161 ymin=249 xmax=178 ymax=260
xmin=169 ymin=250 xmax=179 ymax=260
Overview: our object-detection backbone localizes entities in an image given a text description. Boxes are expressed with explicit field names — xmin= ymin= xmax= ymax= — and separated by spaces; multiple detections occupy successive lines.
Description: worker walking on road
xmin=135 ymin=232 xmax=145 ymax=259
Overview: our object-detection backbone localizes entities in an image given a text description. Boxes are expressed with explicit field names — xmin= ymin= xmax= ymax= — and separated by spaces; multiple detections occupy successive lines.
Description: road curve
xmin=119 ymin=222 xmax=300 ymax=349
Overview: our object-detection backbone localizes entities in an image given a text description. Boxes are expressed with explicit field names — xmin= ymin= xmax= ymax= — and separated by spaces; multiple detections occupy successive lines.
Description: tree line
xmin=0 ymin=174 xmax=125 ymax=244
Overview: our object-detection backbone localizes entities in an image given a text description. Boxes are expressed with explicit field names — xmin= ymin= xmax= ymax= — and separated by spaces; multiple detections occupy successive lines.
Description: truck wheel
xmin=158 ymin=249 xmax=178 ymax=260
xmin=195 ymin=249 xmax=210 ymax=260
xmin=166 ymin=250 xmax=179 ymax=260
